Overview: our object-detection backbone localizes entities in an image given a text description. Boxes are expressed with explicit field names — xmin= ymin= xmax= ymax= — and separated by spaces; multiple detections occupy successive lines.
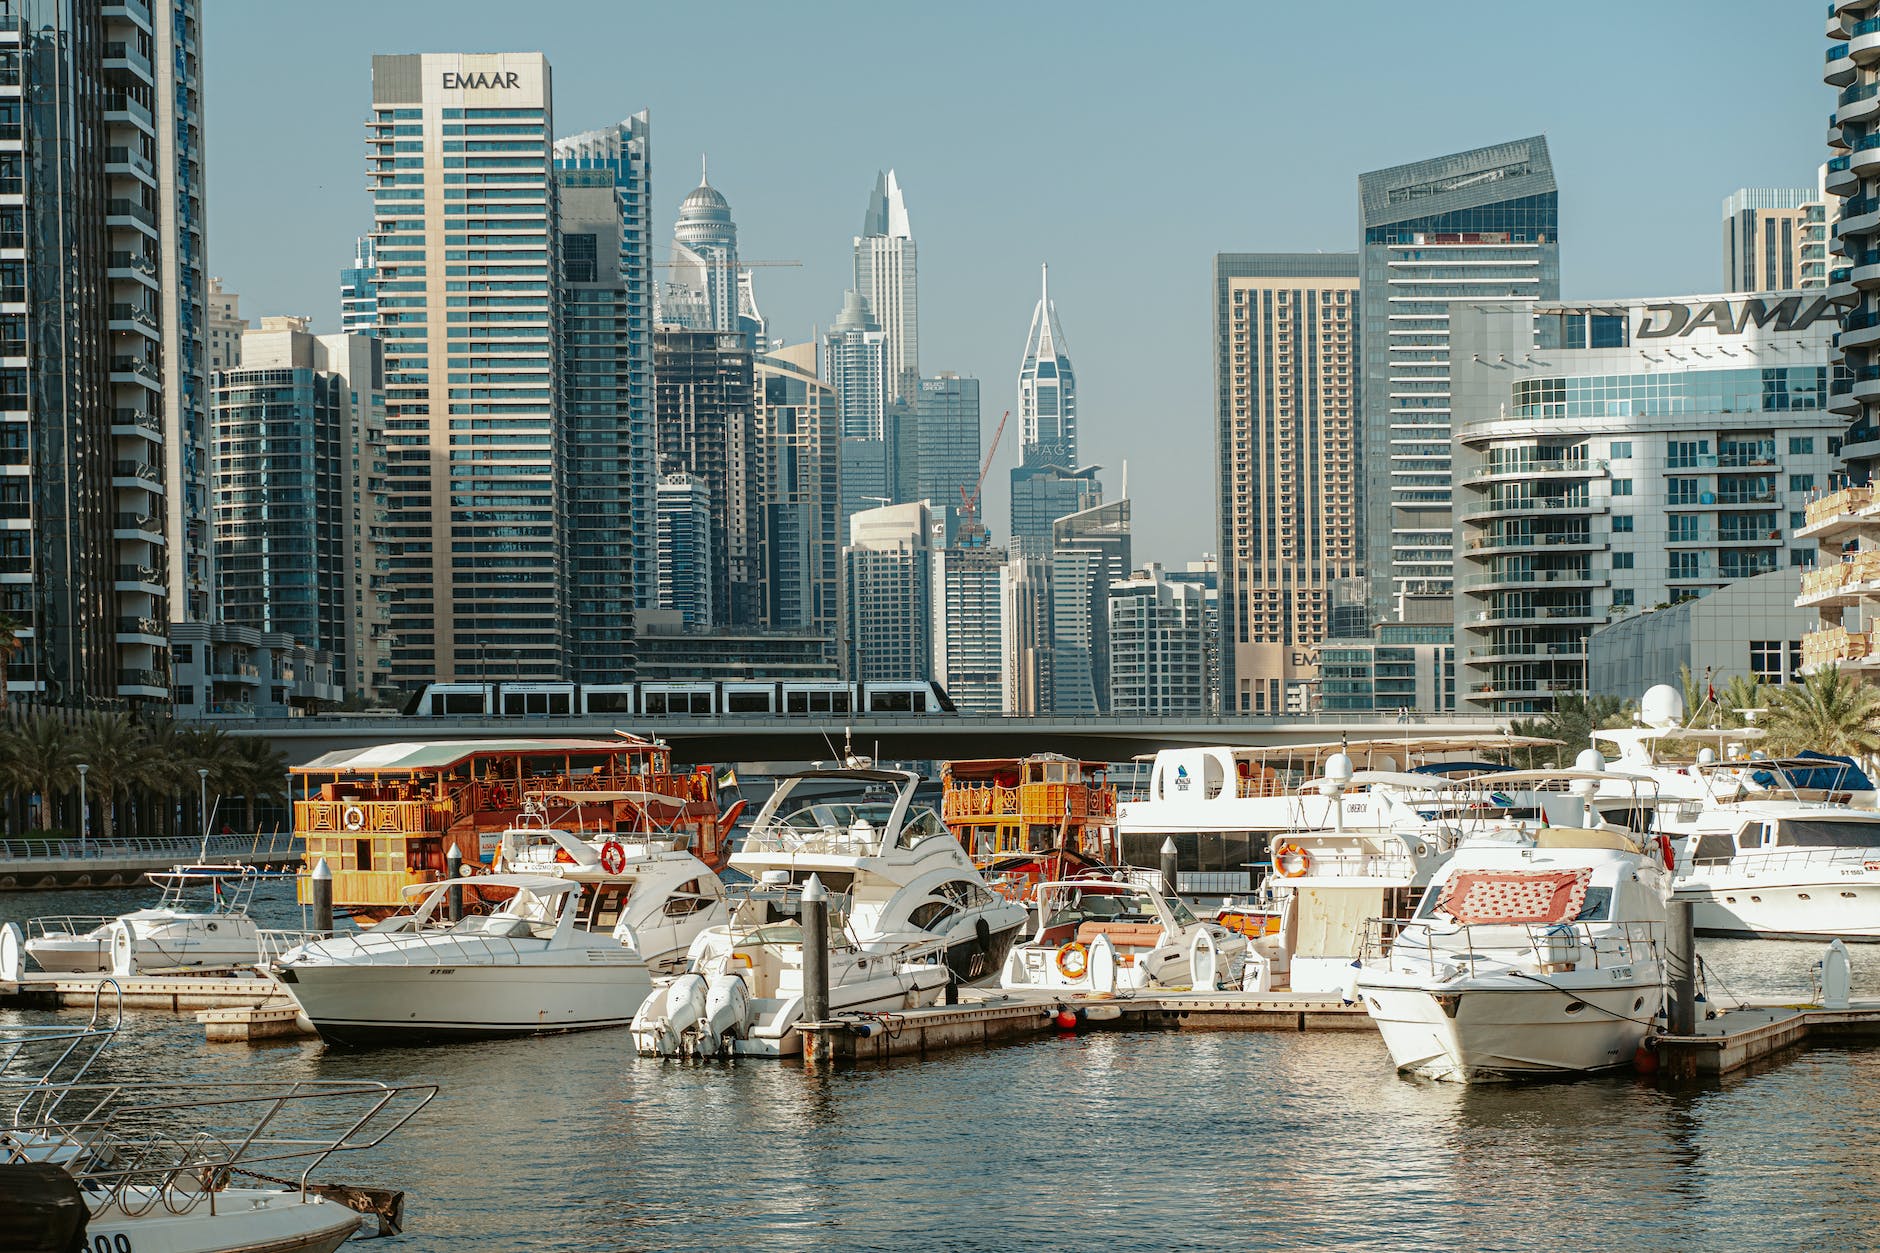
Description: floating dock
xmin=0 ymin=969 xmax=314 ymax=1042
xmin=1652 ymin=999 xmax=1880 ymax=1078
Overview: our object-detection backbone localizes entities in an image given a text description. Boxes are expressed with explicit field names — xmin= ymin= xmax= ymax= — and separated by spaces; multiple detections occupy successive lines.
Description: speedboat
xmin=1357 ymin=769 xmax=1672 ymax=1083
xmin=999 ymin=875 xmax=1248 ymax=993
xmin=22 ymin=866 xmax=265 ymax=973
xmin=490 ymin=804 xmax=731 ymax=973
xmin=272 ymin=874 xmax=653 ymax=1046
xmin=631 ymin=762 xmax=1027 ymax=1057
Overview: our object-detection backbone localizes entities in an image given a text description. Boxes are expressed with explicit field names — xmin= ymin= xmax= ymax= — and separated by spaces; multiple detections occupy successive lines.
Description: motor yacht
xmin=489 ymin=803 xmax=730 ymax=973
xmin=22 ymin=866 xmax=266 ymax=974
xmin=999 ymin=875 xmax=1248 ymax=993
xmin=631 ymin=763 xmax=1026 ymax=1057
xmin=271 ymin=874 xmax=653 ymax=1045
xmin=1357 ymin=769 xmax=1672 ymax=1082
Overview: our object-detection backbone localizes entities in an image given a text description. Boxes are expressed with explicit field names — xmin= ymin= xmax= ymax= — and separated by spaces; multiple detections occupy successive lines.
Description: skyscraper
xmin=1017 ymin=263 xmax=1076 ymax=467
xmin=1723 ymin=186 xmax=1829 ymax=292
xmin=753 ymin=343 xmax=841 ymax=646
xmin=844 ymin=500 xmax=935 ymax=681
xmin=1359 ymin=137 xmax=1559 ymax=622
xmin=1 ymin=0 xmax=207 ymax=710
xmin=932 ymin=542 xmax=1006 ymax=713
xmin=853 ymin=170 xmax=919 ymax=402
xmin=655 ymin=472 xmax=713 ymax=629
xmin=207 ymin=278 xmax=246 ymax=374
xmin=339 ymin=235 xmax=379 ymax=334
xmin=366 ymin=53 xmax=566 ymax=685
xmin=822 ymin=289 xmax=887 ymax=439
xmin=1214 ymin=253 xmax=1363 ymax=715
xmin=1050 ymin=496 xmax=1131 ymax=714
xmin=1008 ymin=461 xmax=1100 ymax=560
xmin=556 ymin=114 xmax=654 ymax=681
xmin=911 ymin=373 xmax=982 ymax=544
xmin=663 ymin=159 xmax=742 ymax=336
xmin=654 ymin=327 xmax=757 ymax=625
xmin=1108 ymin=564 xmax=1209 ymax=715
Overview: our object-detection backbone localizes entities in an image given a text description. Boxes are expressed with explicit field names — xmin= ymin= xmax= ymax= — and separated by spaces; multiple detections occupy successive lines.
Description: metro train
xmin=399 ymin=679 xmax=958 ymax=719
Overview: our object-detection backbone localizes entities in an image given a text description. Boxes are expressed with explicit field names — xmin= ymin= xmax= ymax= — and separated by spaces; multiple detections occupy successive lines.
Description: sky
xmin=206 ymin=1 xmax=1827 ymax=569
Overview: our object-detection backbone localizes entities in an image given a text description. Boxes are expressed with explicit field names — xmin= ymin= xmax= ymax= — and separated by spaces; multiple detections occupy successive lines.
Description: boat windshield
xmin=779 ymin=801 xmax=899 ymax=837
xmin=1043 ymin=886 xmax=1163 ymax=928
xmin=1774 ymin=819 xmax=1880 ymax=850
xmin=1414 ymin=882 xmax=1611 ymax=923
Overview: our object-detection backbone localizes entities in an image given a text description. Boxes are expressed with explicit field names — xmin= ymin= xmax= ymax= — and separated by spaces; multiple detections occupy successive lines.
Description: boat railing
xmin=2 ymin=1079 xmax=436 ymax=1219
xmin=1279 ymin=849 xmax=1418 ymax=880
xmin=0 ymin=982 xmax=123 ymax=1121
xmin=1721 ymin=846 xmax=1880 ymax=872
xmin=0 ymin=832 xmax=299 ymax=862
xmin=22 ymin=915 xmax=118 ymax=941
xmin=1361 ymin=916 xmax=1663 ymax=978
xmin=740 ymin=828 xmax=882 ymax=857
xmin=262 ymin=919 xmax=559 ymax=968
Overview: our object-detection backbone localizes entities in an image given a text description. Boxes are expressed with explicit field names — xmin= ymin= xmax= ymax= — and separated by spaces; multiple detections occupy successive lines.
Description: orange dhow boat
xmin=293 ymin=735 xmax=741 ymax=917
xmin=941 ymin=754 xmax=1119 ymax=897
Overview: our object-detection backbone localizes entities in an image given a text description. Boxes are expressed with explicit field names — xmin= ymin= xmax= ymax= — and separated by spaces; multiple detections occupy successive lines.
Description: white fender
xmin=1341 ymin=959 xmax=1361 ymax=1006
xmin=1822 ymin=938 xmax=1853 ymax=1010
xmin=1087 ymin=933 xmax=1118 ymax=995
xmin=702 ymin=973 xmax=750 ymax=1053
xmin=110 ymin=923 xmax=137 ymax=977
xmin=0 ymin=922 xmax=20 ymax=981
xmin=1189 ymin=929 xmax=1219 ymax=991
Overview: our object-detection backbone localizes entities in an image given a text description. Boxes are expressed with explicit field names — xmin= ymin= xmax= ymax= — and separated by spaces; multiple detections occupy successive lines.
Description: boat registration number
xmin=428 ymin=969 xmax=456 ymax=975
xmin=1610 ymin=966 xmax=1633 ymax=981
xmin=84 ymin=1235 xmax=134 ymax=1253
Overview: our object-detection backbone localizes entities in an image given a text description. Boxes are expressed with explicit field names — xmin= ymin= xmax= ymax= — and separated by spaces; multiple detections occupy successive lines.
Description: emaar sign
xmin=1634 ymin=295 xmax=1837 ymax=339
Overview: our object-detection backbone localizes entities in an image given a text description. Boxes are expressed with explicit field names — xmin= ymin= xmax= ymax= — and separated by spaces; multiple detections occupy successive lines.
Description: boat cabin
xmin=941 ymin=755 xmax=1119 ymax=864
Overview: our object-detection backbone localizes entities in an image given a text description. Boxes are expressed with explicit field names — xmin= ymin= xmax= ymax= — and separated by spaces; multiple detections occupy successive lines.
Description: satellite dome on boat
xmin=1640 ymin=685 xmax=1684 ymax=729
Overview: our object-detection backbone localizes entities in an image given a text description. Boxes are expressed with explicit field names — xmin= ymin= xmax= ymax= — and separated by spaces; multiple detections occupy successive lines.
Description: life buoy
xmin=1273 ymin=841 xmax=1311 ymax=878
xmin=599 ymin=840 xmax=628 ymax=875
xmin=342 ymin=805 xmax=365 ymax=832
xmin=1056 ymin=941 xmax=1089 ymax=980
xmin=1655 ymin=833 xmax=1677 ymax=872
xmin=488 ymin=785 xmax=511 ymax=810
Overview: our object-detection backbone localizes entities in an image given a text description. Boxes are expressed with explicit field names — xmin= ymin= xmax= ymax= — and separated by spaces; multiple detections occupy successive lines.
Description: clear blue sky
xmin=206 ymin=0 xmax=1826 ymax=568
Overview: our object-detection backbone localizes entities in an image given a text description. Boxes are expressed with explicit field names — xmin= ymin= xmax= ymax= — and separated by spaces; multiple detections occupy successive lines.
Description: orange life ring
xmin=1055 ymin=941 xmax=1089 ymax=980
xmin=1273 ymin=841 xmax=1311 ymax=878
xmin=1655 ymin=833 xmax=1676 ymax=872
xmin=599 ymin=840 xmax=628 ymax=875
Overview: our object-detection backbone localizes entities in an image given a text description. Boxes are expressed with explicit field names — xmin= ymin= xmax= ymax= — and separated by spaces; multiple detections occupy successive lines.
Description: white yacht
xmin=1357 ymin=770 xmax=1672 ymax=1082
xmin=272 ymin=875 xmax=653 ymax=1045
xmin=22 ymin=866 xmax=266 ymax=974
xmin=631 ymin=764 xmax=1027 ymax=1057
xmin=999 ymin=876 xmax=1248 ymax=993
xmin=490 ymin=804 xmax=730 ymax=973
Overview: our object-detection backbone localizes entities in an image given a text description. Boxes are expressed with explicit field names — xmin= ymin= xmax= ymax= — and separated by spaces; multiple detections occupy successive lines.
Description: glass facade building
xmin=853 ymin=169 xmax=918 ymax=403
xmin=654 ymin=327 xmax=756 ymax=626
xmin=1359 ymin=137 xmax=1559 ymax=622
xmin=753 ymin=345 xmax=841 ymax=649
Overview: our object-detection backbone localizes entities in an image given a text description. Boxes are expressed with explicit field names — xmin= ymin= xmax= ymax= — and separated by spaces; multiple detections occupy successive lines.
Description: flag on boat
xmin=718 ymin=769 xmax=739 ymax=790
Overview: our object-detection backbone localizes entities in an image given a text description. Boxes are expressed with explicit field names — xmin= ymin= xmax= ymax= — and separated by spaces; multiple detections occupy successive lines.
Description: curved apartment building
xmin=1452 ymin=293 xmax=1841 ymax=713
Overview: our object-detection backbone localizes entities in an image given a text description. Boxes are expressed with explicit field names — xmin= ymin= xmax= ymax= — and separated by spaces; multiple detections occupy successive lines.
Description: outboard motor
xmin=631 ymin=971 xmax=709 ymax=1057
xmin=701 ymin=973 xmax=751 ymax=1056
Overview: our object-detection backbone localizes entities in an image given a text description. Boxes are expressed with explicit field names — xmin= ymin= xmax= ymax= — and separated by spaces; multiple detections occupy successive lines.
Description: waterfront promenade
xmin=0 ymin=832 xmax=300 ymax=890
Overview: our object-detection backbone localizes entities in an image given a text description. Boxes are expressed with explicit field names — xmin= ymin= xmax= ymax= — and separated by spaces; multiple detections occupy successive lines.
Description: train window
xmin=870 ymin=691 xmax=914 ymax=714
xmin=644 ymin=692 xmax=670 ymax=716
xmin=831 ymin=692 xmax=852 ymax=714
xmin=585 ymin=690 xmax=634 ymax=715
xmin=785 ymin=692 xmax=809 ymax=715
xmin=727 ymin=691 xmax=771 ymax=714
xmin=547 ymin=692 xmax=571 ymax=716
xmin=440 ymin=692 xmax=484 ymax=716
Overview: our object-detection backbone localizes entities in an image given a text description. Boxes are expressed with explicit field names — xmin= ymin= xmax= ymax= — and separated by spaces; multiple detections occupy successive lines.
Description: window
xmin=1611 ymin=588 xmax=1635 ymax=608
xmin=1612 ymin=478 xmax=1633 ymax=496
xmin=1792 ymin=511 xmax=1808 ymax=530
xmin=1790 ymin=437 xmax=1815 ymax=455
xmin=1669 ymin=516 xmax=1700 ymax=542
xmin=1792 ymin=548 xmax=1816 ymax=568
xmin=1751 ymin=641 xmax=1786 ymax=681
xmin=1613 ymin=552 xmax=1635 ymax=569
xmin=1612 ymin=515 xmax=1634 ymax=534
xmin=1791 ymin=474 xmax=1816 ymax=493
xmin=1609 ymin=441 xmax=1632 ymax=459
xmin=1670 ymin=552 xmax=1702 ymax=579
xmin=1668 ymin=478 xmax=1700 ymax=505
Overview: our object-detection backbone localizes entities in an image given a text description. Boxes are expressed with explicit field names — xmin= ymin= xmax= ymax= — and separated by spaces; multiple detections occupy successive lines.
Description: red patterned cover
xmin=1436 ymin=869 xmax=1591 ymax=925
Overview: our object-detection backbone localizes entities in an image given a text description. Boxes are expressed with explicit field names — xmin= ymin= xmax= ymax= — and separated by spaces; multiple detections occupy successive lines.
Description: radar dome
xmin=1640 ymin=685 xmax=1684 ymax=729
xmin=1574 ymin=748 xmax=1606 ymax=773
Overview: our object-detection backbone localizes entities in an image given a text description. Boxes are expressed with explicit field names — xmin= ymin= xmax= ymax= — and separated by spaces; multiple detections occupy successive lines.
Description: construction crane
xmin=955 ymin=410 xmax=1010 ymax=547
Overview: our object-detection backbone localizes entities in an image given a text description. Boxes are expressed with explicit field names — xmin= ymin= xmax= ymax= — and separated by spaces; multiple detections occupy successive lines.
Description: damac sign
xmin=442 ymin=71 xmax=522 ymax=89
xmin=1634 ymin=295 xmax=1836 ymax=339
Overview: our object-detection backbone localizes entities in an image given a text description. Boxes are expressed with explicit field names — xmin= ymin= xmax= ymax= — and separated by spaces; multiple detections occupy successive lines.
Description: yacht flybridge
xmin=999 ymin=876 xmax=1248 ymax=993
xmin=631 ymin=764 xmax=1026 ymax=1057
xmin=19 ymin=866 xmax=266 ymax=974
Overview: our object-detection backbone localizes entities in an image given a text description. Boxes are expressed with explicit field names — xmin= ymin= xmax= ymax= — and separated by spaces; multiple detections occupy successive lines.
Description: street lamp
xmin=197 ymin=766 xmax=210 ymax=860
xmin=76 ymin=763 xmax=88 ymax=858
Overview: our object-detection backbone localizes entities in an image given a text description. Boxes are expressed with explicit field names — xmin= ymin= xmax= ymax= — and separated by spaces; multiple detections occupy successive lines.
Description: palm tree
xmin=182 ymin=726 xmax=245 ymax=837
xmin=231 ymin=737 xmax=290 ymax=832
xmin=1717 ymin=674 xmax=1768 ymax=729
xmin=0 ymin=612 xmax=23 ymax=714
xmin=1 ymin=714 xmax=77 ymax=832
xmin=1508 ymin=694 xmax=1634 ymax=767
xmin=137 ymin=719 xmax=196 ymax=838
xmin=1762 ymin=666 xmax=1880 ymax=761
xmin=70 ymin=712 xmax=150 ymax=842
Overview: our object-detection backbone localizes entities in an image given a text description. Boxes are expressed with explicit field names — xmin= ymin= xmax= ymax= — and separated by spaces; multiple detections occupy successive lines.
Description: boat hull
xmin=1678 ymin=878 xmax=1880 ymax=940
xmin=27 ymin=931 xmax=259 ymax=973
xmin=278 ymin=960 xmax=653 ymax=1047
xmin=87 ymin=1189 xmax=361 ymax=1253
xmin=1359 ymin=979 xmax=1663 ymax=1083
xmin=942 ymin=920 xmax=1023 ymax=985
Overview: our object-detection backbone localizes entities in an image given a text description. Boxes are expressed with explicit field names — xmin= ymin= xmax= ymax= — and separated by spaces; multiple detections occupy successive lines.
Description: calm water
xmin=6 ymin=885 xmax=1880 ymax=1251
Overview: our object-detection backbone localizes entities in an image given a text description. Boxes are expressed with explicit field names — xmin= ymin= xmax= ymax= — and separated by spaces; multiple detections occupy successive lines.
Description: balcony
xmin=1463 ymin=496 xmax=1597 ymax=522
xmin=110 ymin=459 xmax=160 ymax=487
xmin=112 ymin=564 xmax=163 ymax=592
xmin=116 ymin=668 xmax=166 ymax=694
xmin=101 ymin=41 xmax=154 ymax=83
xmin=1803 ymin=624 xmax=1880 ymax=672
xmin=112 ymin=511 xmax=162 ymax=540
xmin=1465 ymin=457 xmax=1608 ymax=487
xmin=102 ymin=93 xmax=154 ymax=132
xmin=115 ymin=615 xmax=165 ymax=641
xmin=1798 ymin=549 xmax=1880 ymax=606
xmin=1468 ymin=604 xmax=1599 ymax=626
xmin=1460 ymin=568 xmax=1602 ymax=593
xmin=1829 ymin=43 xmax=1858 ymax=86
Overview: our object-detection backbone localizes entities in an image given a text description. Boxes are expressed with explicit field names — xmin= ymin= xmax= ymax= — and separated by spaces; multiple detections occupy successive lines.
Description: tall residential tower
xmin=853 ymin=170 xmax=918 ymax=402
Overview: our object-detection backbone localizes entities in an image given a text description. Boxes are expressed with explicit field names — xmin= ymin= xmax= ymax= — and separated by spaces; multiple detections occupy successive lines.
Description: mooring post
xmin=1160 ymin=837 xmax=1179 ymax=899
xmin=311 ymin=859 xmax=334 ymax=939
xmin=446 ymin=845 xmax=464 ymax=922
xmin=802 ymin=873 xmax=830 ymax=1027
xmin=1666 ymin=899 xmax=1697 ymax=1036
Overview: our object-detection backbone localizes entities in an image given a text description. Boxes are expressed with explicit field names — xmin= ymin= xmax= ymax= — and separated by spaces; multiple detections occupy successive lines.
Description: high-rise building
xmin=839 ymin=434 xmax=891 ymax=534
xmin=212 ymin=320 xmax=390 ymax=699
xmin=753 ymin=343 xmax=841 ymax=646
xmin=1723 ymin=186 xmax=1829 ymax=292
xmin=1000 ymin=555 xmax=1053 ymax=714
xmin=366 ymin=53 xmax=566 ymax=686
xmin=912 ymin=373 xmax=982 ymax=544
xmin=555 ymin=113 xmax=654 ymax=681
xmin=1166 ymin=557 xmax=1223 ymax=713
xmin=1017 ymin=263 xmax=1076 ymax=467
xmin=822 ymin=289 xmax=887 ymax=439
xmin=1009 ymin=461 xmax=1100 ymax=559
xmin=662 ymin=158 xmax=751 ymax=340
xmin=1107 ymin=563 xmax=1209 ymax=715
xmin=844 ymin=499 xmax=935 ymax=681
xmin=1 ymin=0 xmax=208 ymax=710
xmin=1214 ymin=253 xmax=1363 ymax=714
xmin=339 ymin=235 xmax=379 ymax=334
xmin=853 ymin=170 xmax=918 ymax=402
xmin=1452 ymin=292 xmax=1840 ymax=713
xmin=206 ymin=278 xmax=246 ymax=374
xmin=1359 ymin=137 xmax=1559 ymax=622
xmin=1049 ymin=496 xmax=1131 ymax=713
xmin=655 ymin=472 xmax=713 ymax=629
xmin=654 ymin=327 xmax=757 ymax=625
xmin=931 ymin=542 xmax=1006 ymax=713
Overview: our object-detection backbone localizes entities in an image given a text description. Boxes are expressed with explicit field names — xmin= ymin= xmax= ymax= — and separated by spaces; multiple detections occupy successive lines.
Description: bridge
xmin=220 ymin=711 xmax=1517 ymax=768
